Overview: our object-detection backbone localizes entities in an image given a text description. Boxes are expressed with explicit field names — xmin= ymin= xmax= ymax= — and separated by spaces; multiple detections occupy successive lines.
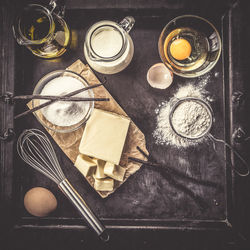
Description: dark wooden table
xmin=1 ymin=0 xmax=250 ymax=249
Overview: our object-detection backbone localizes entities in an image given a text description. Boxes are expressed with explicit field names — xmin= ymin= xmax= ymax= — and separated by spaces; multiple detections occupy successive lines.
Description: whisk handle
xmin=59 ymin=179 xmax=109 ymax=241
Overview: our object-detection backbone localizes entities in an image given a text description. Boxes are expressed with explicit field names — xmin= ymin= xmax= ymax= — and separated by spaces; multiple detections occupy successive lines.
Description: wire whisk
xmin=17 ymin=129 xmax=65 ymax=184
xmin=17 ymin=128 xmax=109 ymax=241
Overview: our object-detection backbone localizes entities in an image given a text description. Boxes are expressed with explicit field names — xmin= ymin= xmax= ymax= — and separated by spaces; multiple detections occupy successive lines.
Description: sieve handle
xmin=58 ymin=179 xmax=109 ymax=241
xmin=209 ymin=134 xmax=250 ymax=177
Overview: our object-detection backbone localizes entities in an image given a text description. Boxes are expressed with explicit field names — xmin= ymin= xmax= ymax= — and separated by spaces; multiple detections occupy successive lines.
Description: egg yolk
xmin=170 ymin=38 xmax=191 ymax=60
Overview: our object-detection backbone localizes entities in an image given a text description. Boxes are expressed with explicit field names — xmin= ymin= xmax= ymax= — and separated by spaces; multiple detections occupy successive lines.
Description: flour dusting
xmin=153 ymin=80 xmax=212 ymax=148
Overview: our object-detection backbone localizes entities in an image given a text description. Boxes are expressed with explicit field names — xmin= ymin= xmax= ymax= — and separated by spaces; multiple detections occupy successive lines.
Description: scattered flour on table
xmin=153 ymin=79 xmax=212 ymax=148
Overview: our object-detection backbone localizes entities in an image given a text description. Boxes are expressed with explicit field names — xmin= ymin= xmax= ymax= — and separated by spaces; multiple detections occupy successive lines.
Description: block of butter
xmin=94 ymin=178 xmax=114 ymax=191
xmin=93 ymin=159 xmax=107 ymax=179
xmin=104 ymin=162 xmax=126 ymax=182
xmin=74 ymin=154 xmax=97 ymax=177
xmin=79 ymin=108 xmax=130 ymax=165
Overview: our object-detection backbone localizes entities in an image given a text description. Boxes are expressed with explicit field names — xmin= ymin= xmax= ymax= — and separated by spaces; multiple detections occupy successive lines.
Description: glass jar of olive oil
xmin=12 ymin=1 xmax=70 ymax=59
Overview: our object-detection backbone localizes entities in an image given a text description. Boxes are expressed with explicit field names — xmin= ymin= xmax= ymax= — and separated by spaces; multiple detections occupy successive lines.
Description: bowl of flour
xmin=32 ymin=70 xmax=94 ymax=133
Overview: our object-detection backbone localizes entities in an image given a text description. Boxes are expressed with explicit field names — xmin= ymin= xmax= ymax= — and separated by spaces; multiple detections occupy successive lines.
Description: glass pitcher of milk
xmin=84 ymin=17 xmax=135 ymax=74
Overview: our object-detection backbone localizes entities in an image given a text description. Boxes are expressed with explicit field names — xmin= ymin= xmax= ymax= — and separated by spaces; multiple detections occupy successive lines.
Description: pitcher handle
xmin=119 ymin=16 xmax=135 ymax=33
xmin=49 ymin=0 xmax=66 ymax=17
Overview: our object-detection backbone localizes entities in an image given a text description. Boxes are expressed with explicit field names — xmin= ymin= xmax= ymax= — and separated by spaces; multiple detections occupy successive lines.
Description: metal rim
xmin=169 ymin=97 xmax=214 ymax=140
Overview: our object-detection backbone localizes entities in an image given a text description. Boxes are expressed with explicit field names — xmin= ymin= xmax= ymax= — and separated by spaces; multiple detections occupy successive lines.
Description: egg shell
xmin=24 ymin=187 xmax=57 ymax=217
xmin=147 ymin=63 xmax=173 ymax=89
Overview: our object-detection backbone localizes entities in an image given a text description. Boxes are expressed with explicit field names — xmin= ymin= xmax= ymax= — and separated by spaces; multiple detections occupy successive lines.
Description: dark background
xmin=1 ymin=0 xmax=250 ymax=249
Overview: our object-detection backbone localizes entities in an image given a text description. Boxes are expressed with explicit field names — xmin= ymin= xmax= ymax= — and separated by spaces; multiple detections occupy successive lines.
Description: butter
xmin=74 ymin=154 xmax=97 ymax=177
xmin=93 ymin=159 xmax=107 ymax=179
xmin=94 ymin=178 xmax=114 ymax=191
xmin=104 ymin=162 xmax=126 ymax=182
xmin=79 ymin=108 xmax=130 ymax=165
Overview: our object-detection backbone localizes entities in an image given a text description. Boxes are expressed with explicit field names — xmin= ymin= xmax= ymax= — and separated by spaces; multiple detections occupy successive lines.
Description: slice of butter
xmin=94 ymin=178 xmax=114 ymax=191
xmin=93 ymin=159 xmax=107 ymax=179
xmin=79 ymin=108 xmax=130 ymax=165
xmin=74 ymin=154 xmax=97 ymax=177
xmin=104 ymin=162 xmax=126 ymax=182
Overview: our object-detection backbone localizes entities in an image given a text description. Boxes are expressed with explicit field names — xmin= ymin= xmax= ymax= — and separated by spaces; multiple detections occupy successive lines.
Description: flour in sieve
xmin=153 ymin=83 xmax=211 ymax=148
xmin=171 ymin=100 xmax=211 ymax=139
xmin=40 ymin=76 xmax=91 ymax=127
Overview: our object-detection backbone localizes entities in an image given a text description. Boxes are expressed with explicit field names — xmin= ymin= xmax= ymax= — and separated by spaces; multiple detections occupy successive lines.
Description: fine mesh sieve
xmin=169 ymin=97 xmax=249 ymax=177
xmin=169 ymin=97 xmax=213 ymax=140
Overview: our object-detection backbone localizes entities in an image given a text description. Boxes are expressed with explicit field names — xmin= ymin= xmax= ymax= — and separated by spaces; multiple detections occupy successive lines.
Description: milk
xmin=91 ymin=27 xmax=123 ymax=58
xmin=84 ymin=21 xmax=134 ymax=74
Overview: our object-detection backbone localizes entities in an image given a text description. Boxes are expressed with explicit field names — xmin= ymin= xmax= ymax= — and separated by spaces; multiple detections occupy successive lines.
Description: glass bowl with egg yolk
xmin=158 ymin=15 xmax=221 ymax=78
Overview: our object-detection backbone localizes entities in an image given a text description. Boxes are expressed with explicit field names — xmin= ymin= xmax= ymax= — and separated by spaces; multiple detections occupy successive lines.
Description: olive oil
xmin=19 ymin=10 xmax=70 ymax=58
xmin=20 ymin=12 xmax=51 ymax=41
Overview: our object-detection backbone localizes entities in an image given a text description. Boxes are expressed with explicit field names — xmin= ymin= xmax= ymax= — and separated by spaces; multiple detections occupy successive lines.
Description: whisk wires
xmin=17 ymin=129 xmax=66 ymax=184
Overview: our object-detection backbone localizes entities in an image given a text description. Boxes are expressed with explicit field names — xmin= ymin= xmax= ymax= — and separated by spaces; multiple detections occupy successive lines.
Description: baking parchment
xmin=28 ymin=59 xmax=148 ymax=198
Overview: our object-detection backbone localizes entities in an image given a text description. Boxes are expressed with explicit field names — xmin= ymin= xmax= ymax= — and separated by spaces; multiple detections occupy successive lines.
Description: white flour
xmin=40 ymin=76 xmax=91 ymax=127
xmin=171 ymin=100 xmax=211 ymax=139
xmin=153 ymin=81 xmax=212 ymax=148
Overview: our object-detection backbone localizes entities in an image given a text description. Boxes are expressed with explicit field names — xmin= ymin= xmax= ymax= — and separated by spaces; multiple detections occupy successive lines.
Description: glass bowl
xmin=158 ymin=15 xmax=221 ymax=78
xmin=32 ymin=70 xmax=94 ymax=133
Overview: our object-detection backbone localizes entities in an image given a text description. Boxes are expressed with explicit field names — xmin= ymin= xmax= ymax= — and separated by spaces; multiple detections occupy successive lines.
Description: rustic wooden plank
xmin=0 ymin=0 xmax=15 ymax=203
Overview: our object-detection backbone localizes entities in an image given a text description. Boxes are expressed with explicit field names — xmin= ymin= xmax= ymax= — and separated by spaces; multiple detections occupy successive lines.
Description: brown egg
xmin=24 ymin=187 xmax=57 ymax=217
